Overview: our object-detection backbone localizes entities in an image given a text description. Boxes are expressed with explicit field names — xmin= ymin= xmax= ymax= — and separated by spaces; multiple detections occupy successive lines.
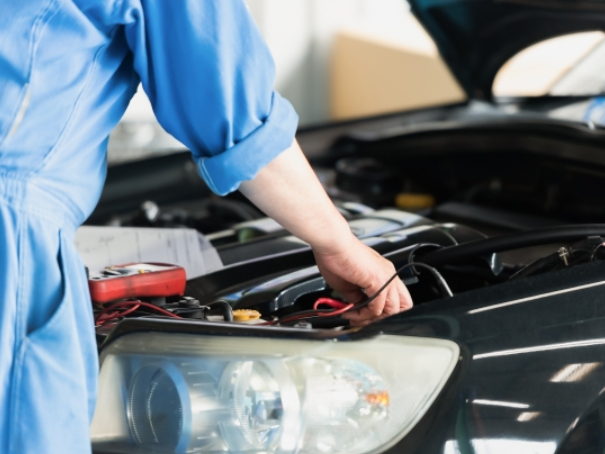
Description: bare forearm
xmin=239 ymin=139 xmax=413 ymax=325
xmin=239 ymin=140 xmax=353 ymax=254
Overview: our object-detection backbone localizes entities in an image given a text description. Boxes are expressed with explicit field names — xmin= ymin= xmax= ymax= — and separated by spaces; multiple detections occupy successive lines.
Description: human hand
xmin=313 ymin=234 xmax=413 ymax=326
xmin=239 ymin=141 xmax=413 ymax=325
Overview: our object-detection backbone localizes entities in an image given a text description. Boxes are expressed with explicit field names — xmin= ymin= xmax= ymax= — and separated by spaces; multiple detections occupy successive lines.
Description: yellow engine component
xmin=395 ymin=193 xmax=435 ymax=211
xmin=232 ymin=309 xmax=262 ymax=321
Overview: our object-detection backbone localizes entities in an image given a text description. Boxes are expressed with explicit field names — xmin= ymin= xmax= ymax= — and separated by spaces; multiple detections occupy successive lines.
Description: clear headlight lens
xmin=91 ymin=333 xmax=459 ymax=454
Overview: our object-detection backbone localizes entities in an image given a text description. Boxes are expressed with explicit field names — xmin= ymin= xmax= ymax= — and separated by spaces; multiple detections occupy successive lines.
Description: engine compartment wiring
xmin=264 ymin=261 xmax=453 ymax=326
xmin=95 ymin=300 xmax=182 ymax=327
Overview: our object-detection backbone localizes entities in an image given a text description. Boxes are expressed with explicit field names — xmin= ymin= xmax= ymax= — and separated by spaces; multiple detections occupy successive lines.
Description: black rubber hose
xmin=418 ymin=225 xmax=605 ymax=267
xmin=206 ymin=300 xmax=234 ymax=322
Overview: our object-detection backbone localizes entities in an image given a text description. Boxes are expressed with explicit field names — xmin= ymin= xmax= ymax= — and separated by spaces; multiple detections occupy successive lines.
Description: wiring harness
xmin=95 ymin=299 xmax=235 ymax=327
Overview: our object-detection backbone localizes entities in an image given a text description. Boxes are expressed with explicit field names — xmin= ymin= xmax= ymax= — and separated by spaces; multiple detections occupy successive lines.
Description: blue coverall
xmin=0 ymin=1 xmax=298 ymax=452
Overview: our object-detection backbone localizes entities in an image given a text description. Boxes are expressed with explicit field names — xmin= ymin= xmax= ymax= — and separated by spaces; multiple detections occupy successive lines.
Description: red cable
xmin=283 ymin=314 xmax=318 ymax=322
xmin=267 ymin=298 xmax=355 ymax=325
xmin=96 ymin=303 xmax=140 ymax=326
xmin=259 ymin=298 xmax=356 ymax=326
xmin=96 ymin=303 xmax=141 ymax=326
xmin=313 ymin=297 xmax=354 ymax=317
xmin=313 ymin=297 xmax=348 ymax=311
xmin=96 ymin=302 xmax=138 ymax=320
xmin=268 ymin=312 xmax=323 ymax=325
xmin=317 ymin=303 xmax=354 ymax=317
xmin=95 ymin=300 xmax=181 ymax=326
xmin=122 ymin=301 xmax=182 ymax=318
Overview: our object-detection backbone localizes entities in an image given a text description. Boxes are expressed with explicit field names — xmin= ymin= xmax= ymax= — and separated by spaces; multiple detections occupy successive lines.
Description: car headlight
xmin=91 ymin=332 xmax=459 ymax=454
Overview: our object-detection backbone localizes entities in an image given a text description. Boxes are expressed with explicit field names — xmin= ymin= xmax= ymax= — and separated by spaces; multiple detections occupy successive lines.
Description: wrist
xmin=310 ymin=220 xmax=358 ymax=256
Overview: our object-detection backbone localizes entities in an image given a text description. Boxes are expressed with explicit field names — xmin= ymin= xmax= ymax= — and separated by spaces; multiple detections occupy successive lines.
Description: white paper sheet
xmin=75 ymin=226 xmax=223 ymax=280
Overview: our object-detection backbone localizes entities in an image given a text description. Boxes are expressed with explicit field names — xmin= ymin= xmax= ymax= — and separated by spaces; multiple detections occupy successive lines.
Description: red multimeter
xmin=88 ymin=263 xmax=186 ymax=304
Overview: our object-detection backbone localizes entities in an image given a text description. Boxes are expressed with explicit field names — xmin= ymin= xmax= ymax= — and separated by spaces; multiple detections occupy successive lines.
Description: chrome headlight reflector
xmin=91 ymin=333 xmax=459 ymax=454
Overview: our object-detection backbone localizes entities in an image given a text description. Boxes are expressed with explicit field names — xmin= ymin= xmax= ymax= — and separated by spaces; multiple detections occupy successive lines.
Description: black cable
xmin=408 ymin=243 xmax=444 ymax=273
xmin=347 ymin=271 xmax=402 ymax=312
xmin=206 ymin=300 xmax=234 ymax=322
xmin=409 ymin=243 xmax=444 ymax=261
xmin=591 ymin=242 xmax=605 ymax=262
xmin=351 ymin=262 xmax=453 ymax=313
xmin=272 ymin=262 xmax=453 ymax=325
xmin=405 ymin=263 xmax=454 ymax=297
xmin=419 ymin=225 xmax=605 ymax=267
xmin=273 ymin=309 xmax=333 ymax=325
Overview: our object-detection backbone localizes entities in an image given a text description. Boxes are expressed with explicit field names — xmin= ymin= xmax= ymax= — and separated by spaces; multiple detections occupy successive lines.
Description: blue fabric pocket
xmin=9 ymin=229 xmax=97 ymax=454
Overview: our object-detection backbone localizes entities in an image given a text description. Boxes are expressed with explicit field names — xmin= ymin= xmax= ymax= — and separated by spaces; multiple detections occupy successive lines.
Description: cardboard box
xmin=330 ymin=31 xmax=466 ymax=120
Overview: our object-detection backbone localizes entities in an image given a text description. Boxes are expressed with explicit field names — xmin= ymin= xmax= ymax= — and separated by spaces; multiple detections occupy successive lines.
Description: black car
xmin=90 ymin=1 xmax=605 ymax=453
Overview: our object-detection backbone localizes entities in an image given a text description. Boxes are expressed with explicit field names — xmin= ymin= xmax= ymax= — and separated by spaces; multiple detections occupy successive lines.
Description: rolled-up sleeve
xmin=122 ymin=0 xmax=298 ymax=195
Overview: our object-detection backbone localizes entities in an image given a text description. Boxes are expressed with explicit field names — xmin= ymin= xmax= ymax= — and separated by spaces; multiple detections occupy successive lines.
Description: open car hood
xmin=408 ymin=0 xmax=605 ymax=99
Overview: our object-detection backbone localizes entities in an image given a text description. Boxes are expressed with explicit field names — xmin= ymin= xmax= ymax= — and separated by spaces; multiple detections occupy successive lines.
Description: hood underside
xmin=408 ymin=0 xmax=605 ymax=99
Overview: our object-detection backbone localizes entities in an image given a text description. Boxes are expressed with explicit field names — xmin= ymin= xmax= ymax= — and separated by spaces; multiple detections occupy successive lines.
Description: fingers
xmin=397 ymin=278 xmax=414 ymax=311
xmin=313 ymin=238 xmax=414 ymax=326
xmin=382 ymin=280 xmax=404 ymax=315
xmin=342 ymin=306 xmax=379 ymax=324
xmin=339 ymin=288 xmax=367 ymax=305
xmin=355 ymin=265 xmax=398 ymax=318
xmin=344 ymin=308 xmax=390 ymax=327
xmin=342 ymin=277 xmax=413 ymax=326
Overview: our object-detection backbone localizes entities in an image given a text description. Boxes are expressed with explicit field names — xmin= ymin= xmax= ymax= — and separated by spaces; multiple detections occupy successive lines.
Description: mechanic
xmin=0 ymin=1 xmax=412 ymax=452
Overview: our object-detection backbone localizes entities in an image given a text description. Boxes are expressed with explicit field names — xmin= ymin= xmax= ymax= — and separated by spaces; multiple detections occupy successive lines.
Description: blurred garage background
xmin=108 ymin=0 xmax=605 ymax=164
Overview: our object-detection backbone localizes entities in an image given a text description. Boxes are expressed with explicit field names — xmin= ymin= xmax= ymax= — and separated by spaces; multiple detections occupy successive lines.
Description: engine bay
xmin=89 ymin=125 xmax=605 ymax=340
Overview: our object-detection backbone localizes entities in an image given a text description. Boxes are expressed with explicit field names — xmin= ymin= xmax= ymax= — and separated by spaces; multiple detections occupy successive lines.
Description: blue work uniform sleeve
xmin=123 ymin=0 xmax=299 ymax=195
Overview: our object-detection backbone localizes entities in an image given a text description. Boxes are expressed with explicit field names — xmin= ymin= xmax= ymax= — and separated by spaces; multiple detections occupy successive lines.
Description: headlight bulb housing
xmin=91 ymin=332 xmax=459 ymax=454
